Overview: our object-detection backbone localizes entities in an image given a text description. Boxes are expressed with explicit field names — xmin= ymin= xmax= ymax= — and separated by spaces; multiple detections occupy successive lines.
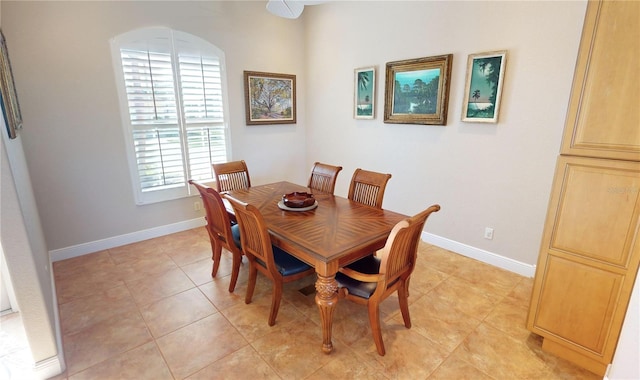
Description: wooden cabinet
xmin=528 ymin=156 xmax=640 ymax=374
xmin=527 ymin=0 xmax=640 ymax=376
xmin=560 ymin=0 xmax=640 ymax=161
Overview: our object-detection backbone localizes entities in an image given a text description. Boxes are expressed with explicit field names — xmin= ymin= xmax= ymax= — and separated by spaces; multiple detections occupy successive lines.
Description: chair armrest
xmin=338 ymin=267 xmax=384 ymax=283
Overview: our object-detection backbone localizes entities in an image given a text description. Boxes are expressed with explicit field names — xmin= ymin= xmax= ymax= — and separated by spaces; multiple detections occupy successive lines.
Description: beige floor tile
xmin=427 ymin=355 xmax=493 ymax=379
xmin=52 ymin=235 xmax=602 ymax=380
xmin=403 ymin=292 xmax=482 ymax=352
xmin=351 ymin=324 xmax=450 ymax=379
xmin=429 ymin=275 xmax=504 ymax=320
xmin=508 ymin=276 xmax=534 ymax=303
xmin=452 ymin=259 xmax=523 ymax=297
xmin=116 ymin=253 xmax=180 ymax=283
xmin=316 ymin=299 xmax=373 ymax=348
xmin=408 ymin=264 xmax=450 ymax=296
xmin=421 ymin=247 xmax=478 ymax=275
xmin=53 ymin=250 xmax=115 ymax=279
xmin=522 ymin=334 xmax=602 ymax=380
xmin=140 ymin=287 xmax=217 ymax=338
xmin=156 ymin=313 xmax=248 ymax=379
xmin=250 ymin=318 xmax=337 ymax=379
xmin=153 ymin=228 xmax=203 ymax=248
xmin=451 ymin=323 xmax=555 ymax=379
xmin=197 ymin=276 xmax=254 ymax=312
xmin=125 ymin=267 xmax=195 ymax=306
xmin=63 ymin=309 xmax=153 ymax=375
xmin=222 ymin=291 xmax=308 ymax=342
xmin=68 ymin=342 xmax=173 ymax=380
xmin=305 ymin=345 xmax=388 ymax=380
xmin=180 ymin=257 xmax=217 ymax=286
xmin=108 ymin=239 xmax=166 ymax=263
xmin=164 ymin=237 xmax=212 ymax=267
xmin=185 ymin=345 xmax=280 ymax=380
xmin=55 ymin=271 xmax=125 ymax=305
xmin=483 ymin=296 xmax=532 ymax=341
xmin=59 ymin=284 xmax=137 ymax=335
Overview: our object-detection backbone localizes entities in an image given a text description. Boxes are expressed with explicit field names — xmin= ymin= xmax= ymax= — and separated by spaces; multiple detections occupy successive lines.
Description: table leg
xmin=315 ymin=274 xmax=338 ymax=354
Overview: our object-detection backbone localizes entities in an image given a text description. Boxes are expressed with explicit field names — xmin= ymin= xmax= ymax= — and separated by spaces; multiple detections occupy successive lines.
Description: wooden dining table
xmin=223 ymin=181 xmax=407 ymax=353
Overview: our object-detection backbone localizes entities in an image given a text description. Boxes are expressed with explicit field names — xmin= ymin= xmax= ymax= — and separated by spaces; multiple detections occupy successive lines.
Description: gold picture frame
xmin=244 ymin=71 xmax=296 ymax=125
xmin=383 ymin=54 xmax=452 ymax=125
xmin=0 ymin=30 xmax=22 ymax=139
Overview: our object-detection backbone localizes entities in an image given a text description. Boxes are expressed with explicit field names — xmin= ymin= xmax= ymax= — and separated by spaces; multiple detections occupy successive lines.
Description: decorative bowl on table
xmin=282 ymin=192 xmax=315 ymax=208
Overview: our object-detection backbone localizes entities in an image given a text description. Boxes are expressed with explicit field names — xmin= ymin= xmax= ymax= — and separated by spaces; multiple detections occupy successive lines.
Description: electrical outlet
xmin=484 ymin=227 xmax=494 ymax=240
xmin=194 ymin=201 xmax=202 ymax=211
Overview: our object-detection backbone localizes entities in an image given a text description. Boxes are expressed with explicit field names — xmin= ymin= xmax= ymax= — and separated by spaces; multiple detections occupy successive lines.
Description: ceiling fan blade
xmin=266 ymin=0 xmax=305 ymax=19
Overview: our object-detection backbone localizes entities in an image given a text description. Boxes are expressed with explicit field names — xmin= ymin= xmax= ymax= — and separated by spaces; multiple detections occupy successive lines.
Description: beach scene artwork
xmin=355 ymin=67 xmax=375 ymax=119
xmin=463 ymin=51 xmax=506 ymax=122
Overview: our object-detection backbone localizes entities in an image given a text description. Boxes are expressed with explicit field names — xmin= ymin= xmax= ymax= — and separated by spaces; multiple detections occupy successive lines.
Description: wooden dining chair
xmin=212 ymin=160 xmax=251 ymax=193
xmin=224 ymin=196 xmax=315 ymax=326
xmin=307 ymin=162 xmax=343 ymax=194
xmin=336 ymin=204 xmax=441 ymax=356
xmin=347 ymin=168 xmax=392 ymax=209
xmin=189 ymin=180 xmax=244 ymax=292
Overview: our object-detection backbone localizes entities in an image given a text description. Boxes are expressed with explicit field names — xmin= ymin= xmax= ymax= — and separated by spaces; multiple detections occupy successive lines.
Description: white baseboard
xmin=421 ymin=232 xmax=536 ymax=278
xmin=49 ymin=219 xmax=534 ymax=278
xmin=33 ymin=355 xmax=65 ymax=380
xmin=49 ymin=218 xmax=205 ymax=262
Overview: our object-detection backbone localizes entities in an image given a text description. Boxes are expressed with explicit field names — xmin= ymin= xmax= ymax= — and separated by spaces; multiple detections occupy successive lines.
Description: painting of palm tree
xmin=355 ymin=67 xmax=375 ymax=119
xmin=462 ymin=51 xmax=507 ymax=123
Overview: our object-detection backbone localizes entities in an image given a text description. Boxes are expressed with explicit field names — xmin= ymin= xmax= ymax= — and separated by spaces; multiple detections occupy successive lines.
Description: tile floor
xmin=46 ymin=227 xmax=599 ymax=379
xmin=0 ymin=311 xmax=34 ymax=380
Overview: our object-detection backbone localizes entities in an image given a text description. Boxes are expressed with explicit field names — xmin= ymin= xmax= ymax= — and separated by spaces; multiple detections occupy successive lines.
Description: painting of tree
xmin=383 ymin=54 xmax=453 ymax=125
xmin=244 ymin=71 xmax=296 ymax=125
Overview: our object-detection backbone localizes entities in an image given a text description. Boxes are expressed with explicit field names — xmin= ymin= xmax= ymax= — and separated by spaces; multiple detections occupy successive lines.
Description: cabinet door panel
xmin=535 ymin=254 xmax=622 ymax=354
xmin=551 ymin=159 xmax=640 ymax=266
xmin=561 ymin=0 xmax=640 ymax=161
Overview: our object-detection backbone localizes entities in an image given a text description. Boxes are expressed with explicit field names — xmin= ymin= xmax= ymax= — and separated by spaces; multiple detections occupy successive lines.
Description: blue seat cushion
xmin=335 ymin=255 xmax=381 ymax=299
xmin=272 ymin=246 xmax=312 ymax=276
xmin=231 ymin=224 xmax=242 ymax=249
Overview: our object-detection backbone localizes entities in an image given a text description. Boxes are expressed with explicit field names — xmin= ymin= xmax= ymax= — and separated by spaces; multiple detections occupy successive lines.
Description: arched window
xmin=111 ymin=27 xmax=230 ymax=204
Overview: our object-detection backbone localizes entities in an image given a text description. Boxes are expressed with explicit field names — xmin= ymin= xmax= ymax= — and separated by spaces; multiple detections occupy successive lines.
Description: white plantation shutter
xmin=111 ymin=28 xmax=230 ymax=204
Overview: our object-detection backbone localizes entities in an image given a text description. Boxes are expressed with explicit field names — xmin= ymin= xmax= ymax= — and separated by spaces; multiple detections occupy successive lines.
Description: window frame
xmin=110 ymin=27 xmax=231 ymax=205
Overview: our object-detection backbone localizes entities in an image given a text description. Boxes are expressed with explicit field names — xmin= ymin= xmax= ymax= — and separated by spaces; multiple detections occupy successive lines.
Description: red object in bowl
xmin=282 ymin=192 xmax=315 ymax=208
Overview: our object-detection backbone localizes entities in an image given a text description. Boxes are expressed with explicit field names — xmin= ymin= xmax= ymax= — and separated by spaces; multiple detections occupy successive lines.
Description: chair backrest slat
xmin=212 ymin=160 xmax=251 ymax=192
xmin=225 ymin=197 xmax=278 ymax=276
xmin=308 ymin=162 xmax=343 ymax=194
xmin=348 ymin=168 xmax=392 ymax=209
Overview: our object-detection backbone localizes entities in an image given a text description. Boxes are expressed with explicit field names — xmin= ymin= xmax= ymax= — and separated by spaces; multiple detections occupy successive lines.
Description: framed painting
xmin=244 ymin=71 xmax=296 ymax=125
xmin=354 ymin=66 xmax=375 ymax=119
xmin=0 ymin=30 xmax=22 ymax=139
xmin=461 ymin=50 xmax=507 ymax=123
xmin=383 ymin=54 xmax=452 ymax=125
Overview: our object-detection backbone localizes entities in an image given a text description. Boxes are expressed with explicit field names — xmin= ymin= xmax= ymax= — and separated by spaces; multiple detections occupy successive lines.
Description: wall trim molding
xmin=33 ymin=355 xmax=65 ymax=380
xmin=49 ymin=218 xmax=206 ymax=262
xmin=49 ymin=219 xmax=535 ymax=277
xmin=421 ymin=232 xmax=536 ymax=277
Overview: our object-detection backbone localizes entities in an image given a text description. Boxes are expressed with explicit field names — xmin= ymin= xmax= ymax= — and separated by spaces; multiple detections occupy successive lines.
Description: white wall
xmin=4 ymin=0 xmax=587 ymax=269
xmin=1 ymin=132 xmax=63 ymax=376
xmin=2 ymin=1 xmax=308 ymax=253
xmin=2 ymin=0 xmax=638 ymax=378
xmin=304 ymin=1 xmax=587 ymax=267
